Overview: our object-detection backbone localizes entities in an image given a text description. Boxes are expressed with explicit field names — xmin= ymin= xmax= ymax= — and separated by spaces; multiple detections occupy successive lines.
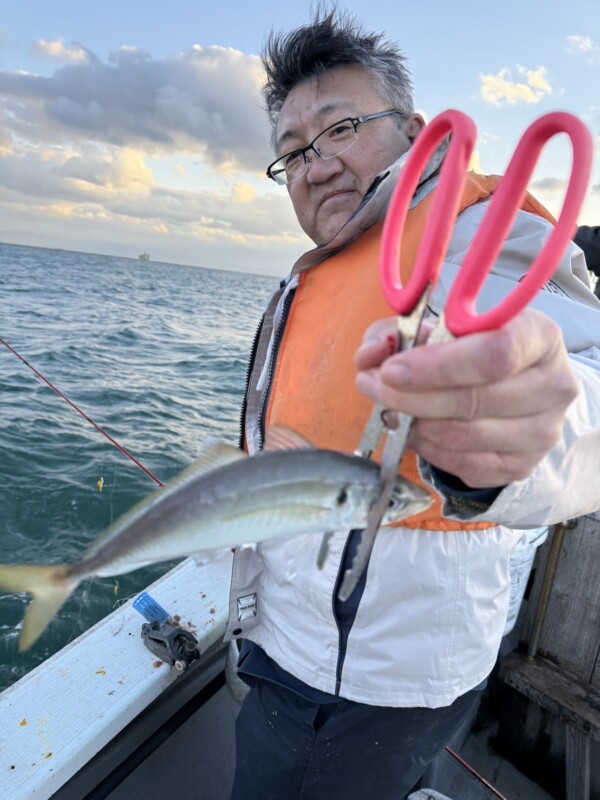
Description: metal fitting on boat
xmin=141 ymin=620 xmax=200 ymax=672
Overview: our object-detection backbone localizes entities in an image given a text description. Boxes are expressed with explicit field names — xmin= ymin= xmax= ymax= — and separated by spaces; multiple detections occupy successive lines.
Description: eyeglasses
xmin=266 ymin=109 xmax=405 ymax=185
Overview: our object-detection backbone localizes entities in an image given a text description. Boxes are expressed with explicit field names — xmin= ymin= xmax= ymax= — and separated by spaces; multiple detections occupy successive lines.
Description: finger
xmin=358 ymin=354 xmax=577 ymax=421
xmin=410 ymin=426 xmax=554 ymax=488
xmin=411 ymin=409 xmax=564 ymax=457
xmin=412 ymin=443 xmax=535 ymax=488
xmin=355 ymin=318 xmax=434 ymax=370
xmin=379 ymin=309 xmax=565 ymax=391
xmin=354 ymin=318 xmax=400 ymax=370
xmin=355 ymin=335 xmax=399 ymax=370
xmin=408 ymin=406 xmax=568 ymax=488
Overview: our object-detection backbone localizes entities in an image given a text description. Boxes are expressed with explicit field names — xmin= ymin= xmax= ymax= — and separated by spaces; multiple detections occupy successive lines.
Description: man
xmin=226 ymin=8 xmax=600 ymax=799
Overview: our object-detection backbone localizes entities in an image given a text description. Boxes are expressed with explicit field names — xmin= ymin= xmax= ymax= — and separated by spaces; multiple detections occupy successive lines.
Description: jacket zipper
xmin=257 ymin=287 xmax=297 ymax=449
xmin=238 ymin=314 xmax=265 ymax=450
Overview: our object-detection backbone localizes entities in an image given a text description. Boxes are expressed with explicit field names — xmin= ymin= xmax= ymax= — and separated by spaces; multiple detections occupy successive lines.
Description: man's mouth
xmin=320 ymin=189 xmax=355 ymax=208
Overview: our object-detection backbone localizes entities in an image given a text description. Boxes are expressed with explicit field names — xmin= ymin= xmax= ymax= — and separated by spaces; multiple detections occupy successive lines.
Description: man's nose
xmin=305 ymin=151 xmax=344 ymax=184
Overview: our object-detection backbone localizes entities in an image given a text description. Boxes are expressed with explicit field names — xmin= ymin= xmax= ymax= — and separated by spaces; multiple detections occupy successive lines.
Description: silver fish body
xmin=0 ymin=437 xmax=432 ymax=650
xmin=80 ymin=448 xmax=427 ymax=576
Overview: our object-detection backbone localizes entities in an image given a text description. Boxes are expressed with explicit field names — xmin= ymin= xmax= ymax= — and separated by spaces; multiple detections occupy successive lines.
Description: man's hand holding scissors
xmin=355 ymin=308 xmax=579 ymax=490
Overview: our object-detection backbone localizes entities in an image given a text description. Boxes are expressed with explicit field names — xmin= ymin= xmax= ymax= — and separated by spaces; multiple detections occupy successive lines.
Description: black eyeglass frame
xmin=266 ymin=109 xmax=405 ymax=185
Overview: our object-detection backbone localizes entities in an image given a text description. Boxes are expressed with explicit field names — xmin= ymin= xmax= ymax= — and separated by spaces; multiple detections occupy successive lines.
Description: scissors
xmin=334 ymin=108 xmax=592 ymax=602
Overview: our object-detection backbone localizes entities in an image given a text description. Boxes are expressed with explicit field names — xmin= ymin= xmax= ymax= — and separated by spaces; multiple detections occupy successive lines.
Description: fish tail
xmin=0 ymin=565 xmax=77 ymax=651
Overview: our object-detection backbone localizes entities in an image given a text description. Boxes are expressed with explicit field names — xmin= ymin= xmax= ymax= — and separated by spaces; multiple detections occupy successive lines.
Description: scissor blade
xmin=356 ymin=404 xmax=386 ymax=458
xmin=337 ymin=416 xmax=413 ymax=601
xmin=337 ymin=475 xmax=393 ymax=601
xmin=318 ymin=404 xmax=386 ymax=569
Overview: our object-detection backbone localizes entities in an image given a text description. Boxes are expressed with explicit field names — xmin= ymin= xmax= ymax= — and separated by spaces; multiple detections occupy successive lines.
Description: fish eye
xmin=336 ymin=487 xmax=349 ymax=506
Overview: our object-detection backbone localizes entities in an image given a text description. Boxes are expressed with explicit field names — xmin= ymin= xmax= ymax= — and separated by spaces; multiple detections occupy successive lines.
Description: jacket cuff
xmin=425 ymin=464 xmax=504 ymax=518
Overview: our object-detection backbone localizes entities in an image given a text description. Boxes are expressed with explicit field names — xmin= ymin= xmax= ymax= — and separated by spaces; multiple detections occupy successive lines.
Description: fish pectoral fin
xmin=264 ymin=425 xmax=316 ymax=452
xmin=0 ymin=565 xmax=78 ymax=651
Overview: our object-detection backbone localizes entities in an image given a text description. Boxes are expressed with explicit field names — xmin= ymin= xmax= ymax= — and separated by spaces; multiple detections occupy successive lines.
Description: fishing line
xmin=0 ymin=337 xmax=164 ymax=487
xmin=444 ymin=746 xmax=508 ymax=800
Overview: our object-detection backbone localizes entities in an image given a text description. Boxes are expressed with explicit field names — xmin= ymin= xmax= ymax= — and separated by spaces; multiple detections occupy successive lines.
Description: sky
xmin=1 ymin=1 xmax=599 ymax=276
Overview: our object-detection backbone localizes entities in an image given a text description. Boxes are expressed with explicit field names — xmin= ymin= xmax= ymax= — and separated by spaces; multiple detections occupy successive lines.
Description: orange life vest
xmin=264 ymin=173 xmax=555 ymax=530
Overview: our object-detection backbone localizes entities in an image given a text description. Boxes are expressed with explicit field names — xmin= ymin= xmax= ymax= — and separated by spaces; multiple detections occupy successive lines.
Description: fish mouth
xmin=382 ymin=480 xmax=433 ymax=523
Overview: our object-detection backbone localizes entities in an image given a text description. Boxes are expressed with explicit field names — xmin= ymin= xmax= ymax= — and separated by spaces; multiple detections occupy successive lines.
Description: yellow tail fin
xmin=0 ymin=565 xmax=77 ymax=651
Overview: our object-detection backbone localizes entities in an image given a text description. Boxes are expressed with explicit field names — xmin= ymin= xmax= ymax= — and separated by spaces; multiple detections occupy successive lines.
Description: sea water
xmin=0 ymin=242 xmax=274 ymax=690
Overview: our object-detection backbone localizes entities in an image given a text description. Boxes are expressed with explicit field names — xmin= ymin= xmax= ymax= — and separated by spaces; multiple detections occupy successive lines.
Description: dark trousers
xmin=230 ymin=678 xmax=481 ymax=800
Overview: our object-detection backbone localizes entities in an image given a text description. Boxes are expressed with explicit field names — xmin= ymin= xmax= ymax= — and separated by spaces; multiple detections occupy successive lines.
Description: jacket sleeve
xmin=421 ymin=203 xmax=600 ymax=527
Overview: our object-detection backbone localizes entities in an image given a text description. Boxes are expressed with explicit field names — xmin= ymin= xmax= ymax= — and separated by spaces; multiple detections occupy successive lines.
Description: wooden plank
xmin=492 ymin=681 xmax=600 ymax=798
xmin=565 ymin=724 xmax=591 ymax=800
xmin=522 ymin=516 xmax=600 ymax=683
xmin=579 ymin=516 xmax=600 ymax=692
xmin=499 ymin=651 xmax=600 ymax=740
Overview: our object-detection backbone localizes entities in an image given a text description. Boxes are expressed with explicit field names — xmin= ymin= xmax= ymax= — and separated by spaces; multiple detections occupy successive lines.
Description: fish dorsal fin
xmin=171 ymin=440 xmax=247 ymax=486
xmin=264 ymin=424 xmax=315 ymax=452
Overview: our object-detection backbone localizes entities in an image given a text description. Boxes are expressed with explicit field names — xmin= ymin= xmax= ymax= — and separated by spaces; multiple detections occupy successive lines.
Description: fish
xmin=0 ymin=425 xmax=432 ymax=651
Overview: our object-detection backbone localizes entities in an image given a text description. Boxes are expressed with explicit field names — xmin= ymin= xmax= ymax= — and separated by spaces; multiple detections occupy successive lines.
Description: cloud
xmin=0 ymin=140 xmax=301 ymax=243
xmin=54 ymin=148 xmax=155 ymax=191
xmin=0 ymin=41 xmax=313 ymax=272
xmin=232 ymin=183 xmax=257 ymax=203
xmin=468 ymin=151 xmax=483 ymax=173
xmin=0 ymin=112 xmax=11 ymax=156
xmin=113 ymin=183 xmax=298 ymax=240
xmin=0 ymin=43 xmax=271 ymax=173
xmin=0 ymin=142 xmax=154 ymax=206
xmin=477 ymin=131 xmax=501 ymax=146
xmin=566 ymin=35 xmax=597 ymax=54
xmin=524 ymin=66 xmax=551 ymax=94
xmin=32 ymin=38 xmax=89 ymax=64
xmin=529 ymin=177 xmax=567 ymax=193
xmin=479 ymin=66 xmax=552 ymax=107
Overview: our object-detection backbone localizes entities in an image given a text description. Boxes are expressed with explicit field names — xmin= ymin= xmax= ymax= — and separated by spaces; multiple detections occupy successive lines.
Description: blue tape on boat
xmin=133 ymin=592 xmax=171 ymax=623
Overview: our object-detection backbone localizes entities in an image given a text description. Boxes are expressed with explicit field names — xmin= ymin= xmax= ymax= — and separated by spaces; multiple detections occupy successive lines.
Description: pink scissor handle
xmin=446 ymin=112 xmax=593 ymax=336
xmin=380 ymin=109 xmax=477 ymax=315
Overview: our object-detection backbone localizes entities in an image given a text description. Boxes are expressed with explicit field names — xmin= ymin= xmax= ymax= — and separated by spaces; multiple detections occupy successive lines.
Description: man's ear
xmin=406 ymin=114 xmax=426 ymax=144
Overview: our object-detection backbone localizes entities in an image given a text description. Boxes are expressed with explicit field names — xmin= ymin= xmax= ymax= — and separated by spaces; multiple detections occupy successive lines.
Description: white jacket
xmin=225 ymin=164 xmax=600 ymax=708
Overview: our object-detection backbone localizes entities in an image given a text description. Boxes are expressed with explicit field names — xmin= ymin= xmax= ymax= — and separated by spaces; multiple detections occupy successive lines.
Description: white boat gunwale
xmin=0 ymin=554 xmax=233 ymax=800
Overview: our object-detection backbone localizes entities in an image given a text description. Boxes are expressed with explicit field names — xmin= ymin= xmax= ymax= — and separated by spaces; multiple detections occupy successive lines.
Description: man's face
xmin=276 ymin=64 xmax=423 ymax=245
